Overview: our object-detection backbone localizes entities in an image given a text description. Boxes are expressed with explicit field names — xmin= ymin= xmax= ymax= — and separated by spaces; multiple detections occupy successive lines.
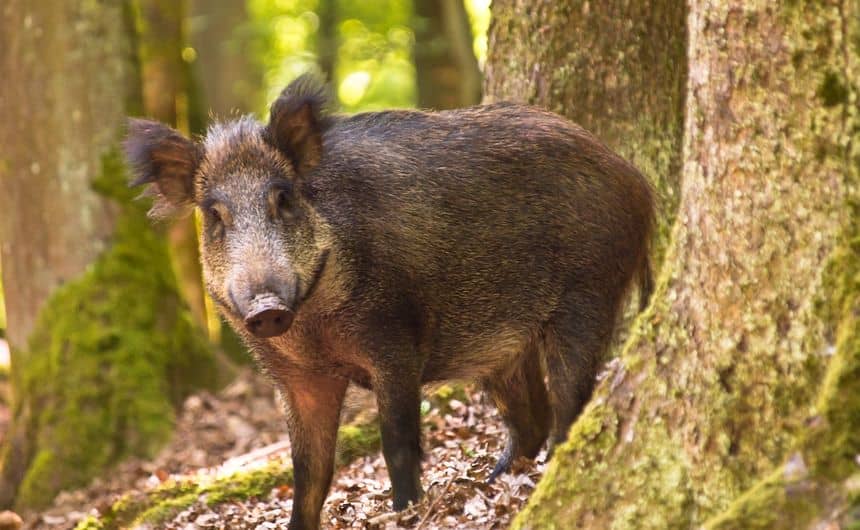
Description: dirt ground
xmin=19 ymin=369 xmax=546 ymax=530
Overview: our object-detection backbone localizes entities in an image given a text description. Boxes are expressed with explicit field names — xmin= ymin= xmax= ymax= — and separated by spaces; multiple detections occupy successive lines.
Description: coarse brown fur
xmin=126 ymin=74 xmax=655 ymax=530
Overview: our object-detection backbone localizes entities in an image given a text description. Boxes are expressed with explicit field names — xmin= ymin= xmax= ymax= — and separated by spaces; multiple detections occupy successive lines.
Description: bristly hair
xmin=271 ymin=72 xmax=337 ymax=132
xmin=280 ymin=72 xmax=335 ymax=114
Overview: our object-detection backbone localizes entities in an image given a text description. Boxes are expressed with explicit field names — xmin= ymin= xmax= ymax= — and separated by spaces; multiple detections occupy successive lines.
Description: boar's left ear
xmin=265 ymin=74 xmax=328 ymax=176
xmin=124 ymin=118 xmax=202 ymax=218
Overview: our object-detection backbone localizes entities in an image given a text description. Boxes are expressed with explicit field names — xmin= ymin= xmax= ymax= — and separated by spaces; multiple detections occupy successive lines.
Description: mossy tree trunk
xmin=484 ymin=0 xmax=687 ymax=260
xmin=414 ymin=0 xmax=482 ymax=110
xmin=484 ymin=1 xmax=859 ymax=528
xmin=0 ymin=0 xmax=216 ymax=511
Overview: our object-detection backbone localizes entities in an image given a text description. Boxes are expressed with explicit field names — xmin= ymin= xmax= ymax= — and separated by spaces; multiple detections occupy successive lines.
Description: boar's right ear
xmin=265 ymin=74 xmax=328 ymax=176
xmin=124 ymin=118 xmax=201 ymax=218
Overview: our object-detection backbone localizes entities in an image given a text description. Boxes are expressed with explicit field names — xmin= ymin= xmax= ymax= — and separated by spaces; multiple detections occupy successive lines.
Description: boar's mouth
xmin=298 ymin=248 xmax=330 ymax=305
xmin=242 ymin=250 xmax=328 ymax=339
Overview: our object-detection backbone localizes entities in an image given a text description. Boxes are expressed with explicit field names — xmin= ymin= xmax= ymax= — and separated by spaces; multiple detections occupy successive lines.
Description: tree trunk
xmin=484 ymin=0 xmax=687 ymax=260
xmin=140 ymin=0 xmax=209 ymax=334
xmin=0 ymin=0 xmax=215 ymax=511
xmin=414 ymin=0 xmax=482 ymax=110
xmin=316 ymin=0 xmax=337 ymax=83
xmin=486 ymin=1 xmax=858 ymax=528
xmin=188 ymin=0 xmax=259 ymax=117
xmin=187 ymin=0 xmax=259 ymax=362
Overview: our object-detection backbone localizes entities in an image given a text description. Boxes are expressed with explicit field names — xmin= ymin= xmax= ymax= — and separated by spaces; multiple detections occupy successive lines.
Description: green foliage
xmin=334 ymin=0 xmax=414 ymax=110
xmin=8 ymin=149 xmax=217 ymax=510
xmin=246 ymin=0 xmax=323 ymax=113
xmin=213 ymin=0 xmax=491 ymax=114
xmin=245 ymin=0 xmax=416 ymax=113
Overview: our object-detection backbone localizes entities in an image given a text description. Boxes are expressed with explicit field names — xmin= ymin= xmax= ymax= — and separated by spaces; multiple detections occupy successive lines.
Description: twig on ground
xmin=415 ymin=477 xmax=456 ymax=530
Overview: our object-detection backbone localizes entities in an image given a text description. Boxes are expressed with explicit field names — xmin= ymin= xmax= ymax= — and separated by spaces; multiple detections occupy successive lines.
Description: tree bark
xmin=484 ymin=0 xmax=687 ymax=260
xmin=414 ymin=0 xmax=482 ymax=109
xmin=0 ymin=0 xmax=215 ymax=511
xmin=140 ymin=0 xmax=209 ymax=334
xmin=489 ymin=1 xmax=858 ymax=528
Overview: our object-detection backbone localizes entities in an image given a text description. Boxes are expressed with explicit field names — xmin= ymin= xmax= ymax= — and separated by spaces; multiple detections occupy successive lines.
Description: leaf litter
xmin=24 ymin=370 xmax=545 ymax=529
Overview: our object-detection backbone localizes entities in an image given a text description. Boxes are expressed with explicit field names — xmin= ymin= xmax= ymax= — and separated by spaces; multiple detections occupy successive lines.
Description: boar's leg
xmin=280 ymin=371 xmax=348 ymax=530
xmin=482 ymin=348 xmax=550 ymax=482
xmin=542 ymin=301 xmax=614 ymax=453
xmin=374 ymin=371 xmax=424 ymax=510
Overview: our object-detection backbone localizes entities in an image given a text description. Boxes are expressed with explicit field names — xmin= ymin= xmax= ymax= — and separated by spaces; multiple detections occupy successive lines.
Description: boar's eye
xmin=202 ymin=200 xmax=227 ymax=239
xmin=208 ymin=206 xmax=222 ymax=225
xmin=276 ymin=189 xmax=289 ymax=210
xmin=270 ymin=182 xmax=296 ymax=220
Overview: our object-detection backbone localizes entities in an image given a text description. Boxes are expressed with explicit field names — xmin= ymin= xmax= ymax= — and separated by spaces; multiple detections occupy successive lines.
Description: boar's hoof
xmin=244 ymin=296 xmax=293 ymax=338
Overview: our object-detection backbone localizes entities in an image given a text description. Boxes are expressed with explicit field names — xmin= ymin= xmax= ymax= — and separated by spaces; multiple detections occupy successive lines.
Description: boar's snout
xmin=243 ymin=294 xmax=294 ymax=338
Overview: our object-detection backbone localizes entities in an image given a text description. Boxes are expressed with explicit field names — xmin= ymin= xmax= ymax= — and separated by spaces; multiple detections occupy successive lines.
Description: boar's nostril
xmin=245 ymin=308 xmax=293 ymax=338
xmin=244 ymin=295 xmax=294 ymax=338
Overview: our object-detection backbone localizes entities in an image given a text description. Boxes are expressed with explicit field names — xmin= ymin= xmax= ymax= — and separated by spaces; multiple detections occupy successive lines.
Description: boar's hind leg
xmin=281 ymin=372 xmax=348 ymax=530
xmin=483 ymin=347 xmax=550 ymax=482
xmin=542 ymin=301 xmax=614 ymax=453
xmin=374 ymin=371 xmax=423 ymax=510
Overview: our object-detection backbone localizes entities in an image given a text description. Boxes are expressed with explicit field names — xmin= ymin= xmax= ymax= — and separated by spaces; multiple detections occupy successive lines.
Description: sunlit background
xmin=213 ymin=0 xmax=489 ymax=113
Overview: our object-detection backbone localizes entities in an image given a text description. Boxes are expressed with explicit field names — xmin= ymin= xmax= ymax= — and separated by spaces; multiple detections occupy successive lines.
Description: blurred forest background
xmin=0 ymin=1 xmax=858 ymax=529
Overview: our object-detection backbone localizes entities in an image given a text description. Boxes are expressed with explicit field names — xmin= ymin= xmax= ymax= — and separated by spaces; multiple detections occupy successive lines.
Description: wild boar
xmin=125 ymin=74 xmax=654 ymax=530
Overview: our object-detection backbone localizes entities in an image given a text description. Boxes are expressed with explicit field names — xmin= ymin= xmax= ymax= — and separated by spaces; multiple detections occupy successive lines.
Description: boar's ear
xmin=265 ymin=74 xmax=328 ymax=175
xmin=124 ymin=118 xmax=201 ymax=218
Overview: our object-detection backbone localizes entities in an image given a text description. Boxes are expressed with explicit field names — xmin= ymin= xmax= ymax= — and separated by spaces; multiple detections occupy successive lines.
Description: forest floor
xmin=19 ymin=369 xmax=545 ymax=530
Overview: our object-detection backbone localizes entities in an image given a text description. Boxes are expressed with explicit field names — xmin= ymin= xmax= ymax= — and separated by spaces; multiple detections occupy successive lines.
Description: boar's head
xmin=125 ymin=76 xmax=332 ymax=339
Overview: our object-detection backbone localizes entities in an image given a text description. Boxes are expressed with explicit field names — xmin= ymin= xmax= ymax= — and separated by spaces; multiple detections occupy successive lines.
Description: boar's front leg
xmin=280 ymin=370 xmax=348 ymax=530
xmin=374 ymin=369 xmax=424 ymax=510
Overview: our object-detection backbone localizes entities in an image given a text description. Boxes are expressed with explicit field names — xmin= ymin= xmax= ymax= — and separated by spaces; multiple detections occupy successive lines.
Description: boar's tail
xmin=638 ymin=255 xmax=654 ymax=312
xmin=636 ymin=173 xmax=657 ymax=313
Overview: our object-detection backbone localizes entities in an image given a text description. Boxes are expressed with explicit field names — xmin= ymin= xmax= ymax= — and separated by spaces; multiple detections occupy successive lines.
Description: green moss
xmin=135 ymin=493 xmax=199 ymax=525
xmin=817 ymin=70 xmax=849 ymax=107
xmin=6 ymin=149 xmax=216 ymax=510
xmin=429 ymin=383 xmax=469 ymax=404
xmin=808 ymin=197 xmax=860 ymax=481
xmin=336 ymin=421 xmax=381 ymax=467
xmin=704 ymin=467 xmax=790 ymax=529
xmin=74 ymin=516 xmax=104 ymax=530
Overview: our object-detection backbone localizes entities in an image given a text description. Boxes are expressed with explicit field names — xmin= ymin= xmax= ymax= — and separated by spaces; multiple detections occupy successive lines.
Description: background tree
xmin=139 ymin=0 xmax=209 ymax=333
xmin=316 ymin=0 xmax=338 ymax=82
xmin=0 ymin=0 xmax=215 ymax=511
xmin=483 ymin=1 xmax=859 ymax=528
xmin=189 ymin=0 xmax=260 ymax=117
xmin=413 ymin=0 xmax=482 ymax=109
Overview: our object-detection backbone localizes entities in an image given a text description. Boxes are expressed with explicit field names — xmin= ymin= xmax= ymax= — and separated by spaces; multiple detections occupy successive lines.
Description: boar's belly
xmin=421 ymin=326 xmax=530 ymax=382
